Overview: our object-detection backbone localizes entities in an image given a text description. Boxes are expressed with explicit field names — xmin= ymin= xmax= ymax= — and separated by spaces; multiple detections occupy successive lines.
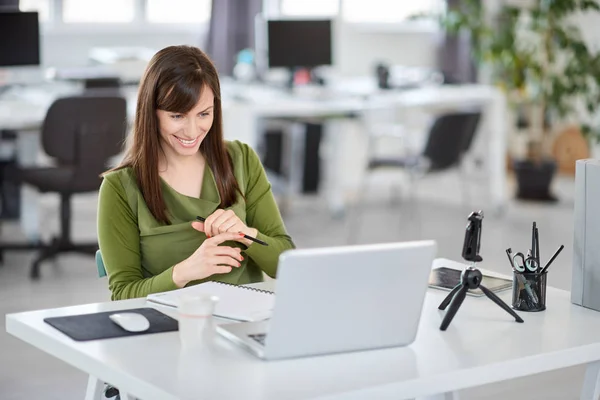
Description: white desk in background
xmin=0 ymin=80 xmax=508 ymax=240
xmin=7 ymin=259 xmax=600 ymax=400
xmin=221 ymin=81 xmax=508 ymax=217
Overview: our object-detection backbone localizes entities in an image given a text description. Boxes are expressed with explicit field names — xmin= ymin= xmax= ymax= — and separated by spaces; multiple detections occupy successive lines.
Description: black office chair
xmin=366 ymin=110 xmax=482 ymax=177
xmin=0 ymin=95 xmax=127 ymax=279
xmin=358 ymin=109 xmax=482 ymax=209
xmin=347 ymin=109 xmax=482 ymax=244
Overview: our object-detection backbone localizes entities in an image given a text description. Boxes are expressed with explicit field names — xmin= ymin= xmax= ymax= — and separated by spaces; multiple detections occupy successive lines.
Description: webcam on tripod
xmin=438 ymin=210 xmax=524 ymax=331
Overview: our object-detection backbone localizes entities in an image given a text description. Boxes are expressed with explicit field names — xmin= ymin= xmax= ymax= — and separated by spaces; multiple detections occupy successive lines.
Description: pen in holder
xmin=512 ymin=271 xmax=547 ymax=312
xmin=506 ymin=221 xmax=563 ymax=313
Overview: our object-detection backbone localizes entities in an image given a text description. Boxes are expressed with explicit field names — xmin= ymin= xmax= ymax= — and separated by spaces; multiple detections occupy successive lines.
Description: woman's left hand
xmin=192 ymin=209 xmax=258 ymax=247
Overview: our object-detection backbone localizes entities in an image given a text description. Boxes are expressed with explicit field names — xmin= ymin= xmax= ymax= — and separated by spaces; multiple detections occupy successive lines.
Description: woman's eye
xmin=170 ymin=114 xmax=183 ymax=120
xmin=200 ymin=112 xmax=211 ymax=117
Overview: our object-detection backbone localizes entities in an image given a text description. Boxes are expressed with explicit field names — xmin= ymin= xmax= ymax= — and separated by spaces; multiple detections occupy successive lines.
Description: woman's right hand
xmin=172 ymin=232 xmax=246 ymax=288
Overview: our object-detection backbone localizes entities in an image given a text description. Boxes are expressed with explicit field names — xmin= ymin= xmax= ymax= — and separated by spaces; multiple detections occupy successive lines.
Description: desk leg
xmin=119 ymin=392 xmax=140 ymax=400
xmin=486 ymin=91 xmax=508 ymax=216
xmin=581 ymin=361 xmax=600 ymax=400
xmin=84 ymin=375 xmax=104 ymax=400
xmin=15 ymin=129 xmax=41 ymax=242
xmin=415 ymin=392 xmax=459 ymax=400
xmin=322 ymin=119 xmax=352 ymax=219
xmin=284 ymin=122 xmax=306 ymax=212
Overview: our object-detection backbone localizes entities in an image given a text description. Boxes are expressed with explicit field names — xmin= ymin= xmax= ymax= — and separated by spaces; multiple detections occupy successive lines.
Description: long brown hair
xmin=106 ymin=45 xmax=241 ymax=225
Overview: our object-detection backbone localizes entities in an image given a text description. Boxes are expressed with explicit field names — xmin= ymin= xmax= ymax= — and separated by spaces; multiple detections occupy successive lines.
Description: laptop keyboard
xmin=248 ymin=333 xmax=267 ymax=346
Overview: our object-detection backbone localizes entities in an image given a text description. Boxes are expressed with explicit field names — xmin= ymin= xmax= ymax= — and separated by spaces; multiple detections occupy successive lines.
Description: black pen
xmin=532 ymin=222 xmax=537 ymax=265
xmin=540 ymin=245 xmax=564 ymax=274
xmin=535 ymin=226 xmax=540 ymax=269
xmin=195 ymin=216 xmax=268 ymax=246
xmin=506 ymin=248 xmax=517 ymax=271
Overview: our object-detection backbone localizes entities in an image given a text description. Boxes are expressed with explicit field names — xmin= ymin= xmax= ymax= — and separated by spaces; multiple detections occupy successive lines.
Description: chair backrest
xmin=41 ymin=95 xmax=127 ymax=171
xmin=422 ymin=110 xmax=482 ymax=171
xmin=461 ymin=111 xmax=482 ymax=153
xmin=95 ymin=250 xmax=107 ymax=278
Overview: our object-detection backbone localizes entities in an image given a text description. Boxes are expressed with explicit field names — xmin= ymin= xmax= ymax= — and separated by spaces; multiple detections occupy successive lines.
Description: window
xmin=280 ymin=0 xmax=339 ymax=17
xmin=343 ymin=0 xmax=443 ymax=23
xmin=19 ymin=0 xmax=51 ymax=22
xmin=146 ymin=0 xmax=212 ymax=23
xmin=62 ymin=0 xmax=135 ymax=23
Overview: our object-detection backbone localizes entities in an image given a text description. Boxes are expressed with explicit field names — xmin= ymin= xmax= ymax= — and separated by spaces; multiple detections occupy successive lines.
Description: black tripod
xmin=438 ymin=211 xmax=524 ymax=331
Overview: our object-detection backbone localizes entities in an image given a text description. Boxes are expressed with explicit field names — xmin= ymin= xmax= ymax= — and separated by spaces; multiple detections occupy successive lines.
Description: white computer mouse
xmin=109 ymin=313 xmax=150 ymax=332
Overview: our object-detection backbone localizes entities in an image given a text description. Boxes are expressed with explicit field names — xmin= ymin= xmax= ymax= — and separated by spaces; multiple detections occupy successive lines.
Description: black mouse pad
xmin=44 ymin=307 xmax=179 ymax=341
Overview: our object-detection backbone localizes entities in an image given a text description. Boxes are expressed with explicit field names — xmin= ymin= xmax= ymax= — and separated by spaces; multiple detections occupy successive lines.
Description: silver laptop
xmin=217 ymin=240 xmax=437 ymax=360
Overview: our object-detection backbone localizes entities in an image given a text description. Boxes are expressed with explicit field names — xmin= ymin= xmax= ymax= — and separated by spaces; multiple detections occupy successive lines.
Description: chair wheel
xmin=104 ymin=385 xmax=120 ymax=398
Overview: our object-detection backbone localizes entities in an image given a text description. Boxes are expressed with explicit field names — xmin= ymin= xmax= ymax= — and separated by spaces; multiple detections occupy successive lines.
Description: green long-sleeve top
xmin=97 ymin=140 xmax=295 ymax=300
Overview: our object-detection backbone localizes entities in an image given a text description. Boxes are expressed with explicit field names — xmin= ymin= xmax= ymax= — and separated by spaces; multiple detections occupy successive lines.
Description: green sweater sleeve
xmin=97 ymin=173 xmax=178 ymax=300
xmin=238 ymin=143 xmax=296 ymax=277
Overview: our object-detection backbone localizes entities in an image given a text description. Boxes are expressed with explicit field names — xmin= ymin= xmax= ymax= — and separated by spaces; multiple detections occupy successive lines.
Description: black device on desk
xmin=267 ymin=19 xmax=332 ymax=88
xmin=0 ymin=10 xmax=40 ymax=98
xmin=0 ymin=11 xmax=41 ymax=219
xmin=437 ymin=211 xmax=524 ymax=331
xmin=0 ymin=11 xmax=40 ymax=67
xmin=267 ymin=19 xmax=332 ymax=69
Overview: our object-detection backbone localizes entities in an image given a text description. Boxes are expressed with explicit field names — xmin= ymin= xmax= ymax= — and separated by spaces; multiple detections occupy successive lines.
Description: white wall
xmin=34 ymin=5 xmax=600 ymax=79
xmin=333 ymin=24 xmax=439 ymax=76
xmin=40 ymin=30 xmax=204 ymax=68
xmin=38 ymin=24 xmax=439 ymax=77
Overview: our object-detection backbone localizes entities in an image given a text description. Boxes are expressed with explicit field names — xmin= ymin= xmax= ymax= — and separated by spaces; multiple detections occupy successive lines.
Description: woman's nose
xmin=186 ymin=118 xmax=198 ymax=133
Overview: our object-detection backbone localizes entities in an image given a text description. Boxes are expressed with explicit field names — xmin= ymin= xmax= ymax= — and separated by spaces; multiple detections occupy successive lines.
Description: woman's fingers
xmin=214 ymin=265 xmax=233 ymax=274
xmin=210 ymin=256 xmax=242 ymax=268
xmin=218 ymin=219 xmax=239 ymax=234
xmin=203 ymin=209 xmax=247 ymax=237
xmin=211 ymin=210 xmax=237 ymax=234
xmin=211 ymin=246 xmax=243 ymax=262
xmin=203 ymin=209 xmax=224 ymax=238
xmin=191 ymin=221 xmax=204 ymax=232
xmin=206 ymin=231 xmax=246 ymax=246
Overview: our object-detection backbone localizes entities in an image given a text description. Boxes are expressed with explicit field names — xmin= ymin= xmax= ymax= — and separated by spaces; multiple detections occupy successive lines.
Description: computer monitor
xmin=267 ymin=19 xmax=332 ymax=69
xmin=0 ymin=11 xmax=40 ymax=67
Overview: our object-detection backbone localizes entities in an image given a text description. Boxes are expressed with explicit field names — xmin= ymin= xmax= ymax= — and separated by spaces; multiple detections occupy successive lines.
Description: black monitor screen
xmin=0 ymin=11 xmax=40 ymax=67
xmin=267 ymin=20 xmax=332 ymax=68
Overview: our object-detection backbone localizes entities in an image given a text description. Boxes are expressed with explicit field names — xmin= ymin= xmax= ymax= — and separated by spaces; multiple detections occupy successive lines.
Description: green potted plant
xmin=438 ymin=0 xmax=600 ymax=200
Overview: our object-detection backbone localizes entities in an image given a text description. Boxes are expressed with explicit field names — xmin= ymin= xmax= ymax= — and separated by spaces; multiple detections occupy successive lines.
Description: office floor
xmin=0 ymin=171 xmax=586 ymax=400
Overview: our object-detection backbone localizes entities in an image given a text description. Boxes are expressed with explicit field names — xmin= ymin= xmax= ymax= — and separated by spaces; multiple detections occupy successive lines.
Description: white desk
xmin=220 ymin=82 xmax=508 ymax=216
xmin=0 ymin=80 xmax=508 ymax=238
xmin=7 ymin=260 xmax=600 ymax=400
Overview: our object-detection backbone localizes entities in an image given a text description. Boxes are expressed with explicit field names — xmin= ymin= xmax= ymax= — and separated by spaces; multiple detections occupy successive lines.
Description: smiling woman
xmin=97 ymin=45 xmax=295 ymax=301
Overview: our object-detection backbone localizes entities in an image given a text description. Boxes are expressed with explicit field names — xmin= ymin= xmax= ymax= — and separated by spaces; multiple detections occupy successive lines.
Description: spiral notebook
xmin=146 ymin=281 xmax=274 ymax=322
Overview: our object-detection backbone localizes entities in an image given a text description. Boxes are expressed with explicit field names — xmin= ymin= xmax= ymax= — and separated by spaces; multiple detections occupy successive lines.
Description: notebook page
xmin=147 ymin=281 xmax=274 ymax=322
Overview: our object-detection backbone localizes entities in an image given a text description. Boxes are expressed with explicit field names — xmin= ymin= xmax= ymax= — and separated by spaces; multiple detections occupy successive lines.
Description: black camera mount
xmin=438 ymin=211 xmax=524 ymax=331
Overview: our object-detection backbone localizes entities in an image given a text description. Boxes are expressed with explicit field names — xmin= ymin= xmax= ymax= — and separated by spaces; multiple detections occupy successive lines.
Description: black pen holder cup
xmin=512 ymin=272 xmax=547 ymax=312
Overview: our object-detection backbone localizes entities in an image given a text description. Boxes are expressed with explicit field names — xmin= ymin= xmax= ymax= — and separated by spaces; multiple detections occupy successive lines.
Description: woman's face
xmin=156 ymin=86 xmax=215 ymax=159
